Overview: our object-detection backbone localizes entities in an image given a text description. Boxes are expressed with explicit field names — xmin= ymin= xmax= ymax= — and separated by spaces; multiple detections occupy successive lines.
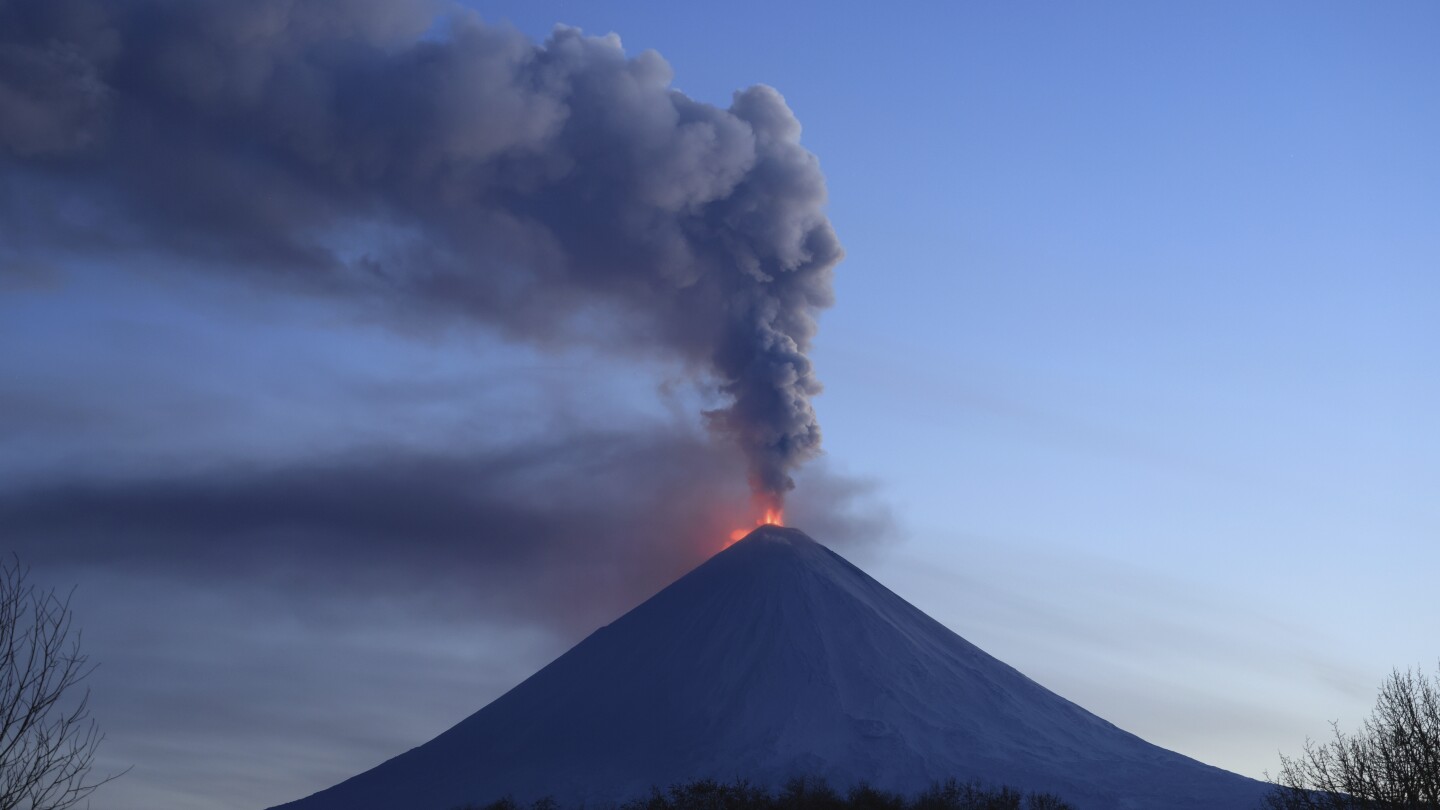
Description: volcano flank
xmin=271 ymin=527 xmax=1268 ymax=810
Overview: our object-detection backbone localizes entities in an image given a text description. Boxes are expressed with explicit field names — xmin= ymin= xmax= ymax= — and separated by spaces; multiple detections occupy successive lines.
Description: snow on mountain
xmin=270 ymin=526 xmax=1268 ymax=810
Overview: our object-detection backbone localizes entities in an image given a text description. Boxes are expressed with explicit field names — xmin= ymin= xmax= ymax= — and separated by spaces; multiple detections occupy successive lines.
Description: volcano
xmin=272 ymin=527 xmax=1268 ymax=810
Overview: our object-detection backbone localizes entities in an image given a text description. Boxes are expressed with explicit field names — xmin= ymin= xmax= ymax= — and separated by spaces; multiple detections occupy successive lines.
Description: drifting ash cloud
xmin=5 ymin=431 xmax=738 ymax=632
xmin=0 ymin=428 xmax=894 ymax=634
xmin=0 ymin=0 xmax=842 ymax=505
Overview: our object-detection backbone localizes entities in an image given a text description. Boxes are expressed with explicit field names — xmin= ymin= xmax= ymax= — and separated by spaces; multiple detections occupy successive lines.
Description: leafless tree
xmin=0 ymin=557 xmax=120 ymax=810
xmin=1265 ymin=665 xmax=1440 ymax=809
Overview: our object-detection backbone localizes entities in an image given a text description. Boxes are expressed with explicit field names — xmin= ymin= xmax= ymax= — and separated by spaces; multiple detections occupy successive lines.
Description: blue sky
xmin=1 ymin=2 xmax=1437 ymax=808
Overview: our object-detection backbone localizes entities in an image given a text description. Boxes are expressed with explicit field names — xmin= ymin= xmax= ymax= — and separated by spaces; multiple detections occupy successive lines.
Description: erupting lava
xmin=728 ymin=506 xmax=784 ymax=545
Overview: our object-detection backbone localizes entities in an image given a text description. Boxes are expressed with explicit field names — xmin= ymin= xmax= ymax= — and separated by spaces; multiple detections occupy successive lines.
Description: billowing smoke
xmin=0 ymin=0 xmax=841 ymax=505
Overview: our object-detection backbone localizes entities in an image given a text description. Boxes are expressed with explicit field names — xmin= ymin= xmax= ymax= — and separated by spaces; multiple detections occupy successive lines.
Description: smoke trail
xmin=0 ymin=0 xmax=841 ymax=503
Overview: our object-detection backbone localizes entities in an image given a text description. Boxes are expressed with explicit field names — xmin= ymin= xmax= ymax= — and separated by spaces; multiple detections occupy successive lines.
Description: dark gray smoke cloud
xmin=0 ymin=0 xmax=841 ymax=504
xmin=0 ymin=429 xmax=892 ymax=634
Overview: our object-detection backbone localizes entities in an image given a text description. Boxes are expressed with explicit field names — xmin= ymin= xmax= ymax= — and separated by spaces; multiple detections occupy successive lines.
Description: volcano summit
xmin=272 ymin=527 xmax=1267 ymax=810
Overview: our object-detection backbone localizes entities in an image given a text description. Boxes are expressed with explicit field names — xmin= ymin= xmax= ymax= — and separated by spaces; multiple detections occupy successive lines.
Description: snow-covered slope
xmin=271 ymin=527 xmax=1268 ymax=810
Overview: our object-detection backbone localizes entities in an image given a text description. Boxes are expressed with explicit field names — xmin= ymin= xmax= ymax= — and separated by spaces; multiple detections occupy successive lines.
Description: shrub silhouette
xmin=777 ymin=776 xmax=846 ymax=810
xmin=453 ymin=777 xmax=1074 ymax=810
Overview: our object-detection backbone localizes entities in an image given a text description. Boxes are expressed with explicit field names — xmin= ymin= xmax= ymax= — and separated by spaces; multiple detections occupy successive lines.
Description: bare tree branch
xmin=0 ymin=556 xmax=123 ymax=810
xmin=1265 ymin=664 xmax=1440 ymax=810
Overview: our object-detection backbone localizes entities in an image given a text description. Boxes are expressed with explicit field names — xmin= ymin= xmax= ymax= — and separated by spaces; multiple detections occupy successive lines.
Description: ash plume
xmin=0 ymin=0 xmax=841 ymax=503
xmin=0 ymin=429 xmax=893 ymax=632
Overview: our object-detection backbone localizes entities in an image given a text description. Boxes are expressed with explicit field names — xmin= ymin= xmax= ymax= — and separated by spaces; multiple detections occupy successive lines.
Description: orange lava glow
xmin=727 ymin=507 xmax=784 ymax=545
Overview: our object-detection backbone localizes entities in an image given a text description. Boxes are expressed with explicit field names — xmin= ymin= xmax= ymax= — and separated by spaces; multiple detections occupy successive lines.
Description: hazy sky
xmin=2 ymin=3 xmax=1437 ymax=810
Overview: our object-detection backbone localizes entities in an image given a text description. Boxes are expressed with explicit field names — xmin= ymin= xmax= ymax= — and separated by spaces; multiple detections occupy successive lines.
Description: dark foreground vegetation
xmin=1265 ymin=665 xmax=1440 ymax=810
xmin=456 ymin=777 xmax=1075 ymax=810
